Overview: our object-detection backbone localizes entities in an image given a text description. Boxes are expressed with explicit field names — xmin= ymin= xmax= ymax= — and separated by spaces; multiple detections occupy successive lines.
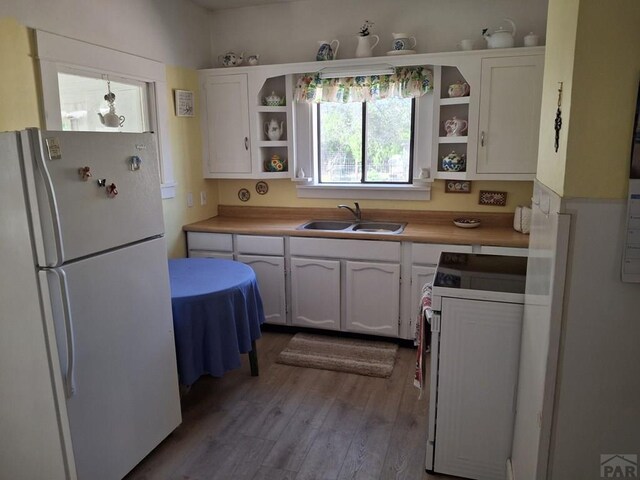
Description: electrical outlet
xmin=200 ymin=191 xmax=207 ymax=205
xmin=187 ymin=192 xmax=193 ymax=207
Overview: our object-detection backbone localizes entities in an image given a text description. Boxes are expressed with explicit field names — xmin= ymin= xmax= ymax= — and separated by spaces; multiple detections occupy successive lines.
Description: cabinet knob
xmin=244 ymin=137 xmax=249 ymax=150
xmin=481 ymin=131 xmax=485 ymax=147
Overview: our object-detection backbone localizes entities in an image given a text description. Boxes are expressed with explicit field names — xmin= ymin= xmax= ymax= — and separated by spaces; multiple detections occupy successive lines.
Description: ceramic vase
xmin=355 ymin=35 xmax=379 ymax=58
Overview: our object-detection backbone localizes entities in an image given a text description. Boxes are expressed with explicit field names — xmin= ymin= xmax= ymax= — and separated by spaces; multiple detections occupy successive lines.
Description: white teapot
xmin=482 ymin=18 xmax=516 ymax=49
xmin=264 ymin=118 xmax=284 ymax=141
xmin=98 ymin=105 xmax=125 ymax=128
xmin=218 ymin=51 xmax=244 ymax=67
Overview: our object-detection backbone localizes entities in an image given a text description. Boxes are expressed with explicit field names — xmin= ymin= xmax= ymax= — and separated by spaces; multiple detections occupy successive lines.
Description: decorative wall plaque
xmin=479 ymin=190 xmax=507 ymax=206
xmin=174 ymin=89 xmax=194 ymax=117
xmin=445 ymin=180 xmax=471 ymax=193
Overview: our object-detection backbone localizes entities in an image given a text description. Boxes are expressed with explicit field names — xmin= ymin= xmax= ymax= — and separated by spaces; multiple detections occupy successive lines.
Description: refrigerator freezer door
xmin=0 ymin=131 xmax=75 ymax=479
xmin=48 ymin=237 xmax=181 ymax=480
xmin=25 ymin=129 xmax=165 ymax=266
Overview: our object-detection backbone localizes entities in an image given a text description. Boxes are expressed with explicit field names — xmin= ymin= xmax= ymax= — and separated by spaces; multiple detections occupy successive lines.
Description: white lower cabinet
xmin=184 ymin=232 xmax=524 ymax=340
xmin=410 ymin=265 xmax=437 ymax=333
xmin=290 ymin=257 xmax=341 ymax=330
xmin=187 ymin=232 xmax=234 ymax=259
xmin=237 ymin=254 xmax=286 ymax=325
xmin=345 ymin=261 xmax=400 ymax=337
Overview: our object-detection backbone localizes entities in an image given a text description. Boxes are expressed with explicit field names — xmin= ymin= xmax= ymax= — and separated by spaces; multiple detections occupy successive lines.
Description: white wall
xmin=548 ymin=199 xmax=640 ymax=479
xmin=0 ymin=0 xmax=211 ymax=68
xmin=208 ymin=0 xmax=548 ymax=66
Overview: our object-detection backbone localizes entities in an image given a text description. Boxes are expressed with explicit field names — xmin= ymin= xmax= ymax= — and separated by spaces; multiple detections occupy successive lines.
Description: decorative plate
xmin=453 ymin=218 xmax=481 ymax=229
xmin=255 ymin=181 xmax=269 ymax=195
xmin=238 ymin=188 xmax=250 ymax=202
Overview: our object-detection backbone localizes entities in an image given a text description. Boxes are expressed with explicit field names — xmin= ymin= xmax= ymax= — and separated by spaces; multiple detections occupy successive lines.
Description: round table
xmin=168 ymin=258 xmax=265 ymax=386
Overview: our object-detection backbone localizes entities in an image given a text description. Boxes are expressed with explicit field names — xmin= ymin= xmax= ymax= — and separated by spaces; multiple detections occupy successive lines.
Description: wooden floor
xmin=126 ymin=331 xmax=456 ymax=480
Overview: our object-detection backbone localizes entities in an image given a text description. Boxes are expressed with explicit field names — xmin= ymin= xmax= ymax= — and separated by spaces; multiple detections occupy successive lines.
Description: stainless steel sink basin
xmin=297 ymin=220 xmax=352 ymax=231
xmin=351 ymin=222 xmax=406 ymax=234
xmin=297 ymin=220 xmax=406 ymax=234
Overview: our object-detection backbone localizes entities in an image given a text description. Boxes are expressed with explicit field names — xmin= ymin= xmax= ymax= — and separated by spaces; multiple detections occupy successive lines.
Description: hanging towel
xmin=414 ymin=282 xmax=433 ymax=392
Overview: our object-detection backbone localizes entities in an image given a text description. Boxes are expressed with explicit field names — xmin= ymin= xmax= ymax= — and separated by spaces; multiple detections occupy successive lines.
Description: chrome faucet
xmin=338 ymin=202 xmax=362 ymax=222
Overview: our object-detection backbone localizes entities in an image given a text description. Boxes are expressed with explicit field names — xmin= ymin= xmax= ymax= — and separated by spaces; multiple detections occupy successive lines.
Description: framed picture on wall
xmin=174 ymin=89 xmax=194 ymax=117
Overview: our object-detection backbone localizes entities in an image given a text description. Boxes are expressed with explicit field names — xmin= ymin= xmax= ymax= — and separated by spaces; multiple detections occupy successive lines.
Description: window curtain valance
xmin=294 ymin=66 xmax=433 ymax=104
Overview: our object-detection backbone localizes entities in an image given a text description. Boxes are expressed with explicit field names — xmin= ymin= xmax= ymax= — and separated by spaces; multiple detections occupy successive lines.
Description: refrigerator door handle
xmin=28 ymin=129 xmax=65 ymax=266
xmin=47 ymin=268 xmax=77 ymax=398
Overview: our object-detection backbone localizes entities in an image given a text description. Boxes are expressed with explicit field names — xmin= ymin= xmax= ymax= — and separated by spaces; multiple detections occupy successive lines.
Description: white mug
xmin=524 ymin=32 xmax=539 ymax=47
xmin=458 ymin=39 xmax=474 ymax=51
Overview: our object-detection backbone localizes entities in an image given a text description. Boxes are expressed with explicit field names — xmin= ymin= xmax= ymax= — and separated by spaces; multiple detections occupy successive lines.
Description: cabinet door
xmin=237 ymin=254 xmax=286 ymax=325
xmin=434 ymin=297 xmax=523 ymax=480
xmin=410 ymin=265 xmax=436 ymax=336
xmin=345 ymin=261 xmax=400 ymax=337
xmin=477 ymin=55 xmax=543 ymax=175
xmin=290 ymin=257 xmax=340 ymax=330
xmin=203 ymin=74 xmax=251 ymax=175
xmin=188 ymin=251 xmax=234 ymax=260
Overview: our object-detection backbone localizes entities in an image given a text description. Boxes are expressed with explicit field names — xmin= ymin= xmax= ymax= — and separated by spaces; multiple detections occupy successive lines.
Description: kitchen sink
xmin=351 ymin=222 xmax=406 ymax=234
xmin=298 ymin=220 xmax=352 ymax=231
xmin=297 ymin=220 xmax=406 ymax=234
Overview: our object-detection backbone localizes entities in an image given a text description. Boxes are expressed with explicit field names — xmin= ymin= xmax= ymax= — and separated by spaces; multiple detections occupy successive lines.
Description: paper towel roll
xmin=514 ymin=205 xmax=532 ymax=234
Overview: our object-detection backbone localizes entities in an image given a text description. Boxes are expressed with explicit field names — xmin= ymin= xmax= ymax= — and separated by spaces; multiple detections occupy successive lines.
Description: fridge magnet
xmin=174 ymin=89 xmax=194 ymax=117
xmin=255 ymin=181 xmax=269 ymax=195
xmin=479 ymin=190 xmax=507 ymax=206
xmin=238 ymin=188 xmax=250 ymax=202
xmin=445 ymin=180 xmax=471 ymax=193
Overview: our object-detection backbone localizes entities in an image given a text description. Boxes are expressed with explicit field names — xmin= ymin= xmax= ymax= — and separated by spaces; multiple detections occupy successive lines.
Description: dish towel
xmin=414 ymin=282 xmax=433 ymax=393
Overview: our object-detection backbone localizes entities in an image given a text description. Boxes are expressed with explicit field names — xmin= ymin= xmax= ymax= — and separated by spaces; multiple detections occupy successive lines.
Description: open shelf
xmin=440 ymin=97 xmax=470 ymax=105
xmin=257 ymin=106 xmax=287 ymax=112
xmin=439 ymin=136 xmax=468 ymax=144
xmin=258 ymin=140 xmax=288 ymax=147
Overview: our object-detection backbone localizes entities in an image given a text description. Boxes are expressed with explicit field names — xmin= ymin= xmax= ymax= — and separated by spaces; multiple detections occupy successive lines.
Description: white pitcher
xmin=444 ymin=117 xmax=468 ymax=137
xmin=355 ymin=34 xmax=380 ymax=58
xmin=264 ymin=119 xmax=284 ymax=141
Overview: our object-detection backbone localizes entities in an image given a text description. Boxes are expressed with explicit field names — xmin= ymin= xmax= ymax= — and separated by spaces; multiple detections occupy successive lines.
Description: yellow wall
xmin=535 ymin=0 xmax=580 ymax=196
xmin=563 ymin=0 xmax=640 ymax=198
xmin=0 ymin=18 xmax=40 ymax=130
xmin=0 ymin=17 xmax=218 ymax=258
xmin=163 ymin=66 xmax=219 ymax=258
xmin=537 ymin=0 xmax=640 ymax=199
xmin=218 ymin=178 xmax=533 ymax=212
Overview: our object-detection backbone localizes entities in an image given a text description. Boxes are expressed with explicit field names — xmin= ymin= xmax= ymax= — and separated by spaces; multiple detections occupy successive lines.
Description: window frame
xmin=35 ymin=30 xmax=176 ymax=199
xmin=56 ymin=67 xmax=151 ymax=133
xmin=316 ymin=99 xmax=416 ymax=185
xmin=293 ymin=95 xmax=431 ymax=201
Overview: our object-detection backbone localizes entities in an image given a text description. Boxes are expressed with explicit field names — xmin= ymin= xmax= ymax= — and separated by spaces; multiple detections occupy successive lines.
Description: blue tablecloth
xmin=168 ymin=258 xmax=265 ymax=385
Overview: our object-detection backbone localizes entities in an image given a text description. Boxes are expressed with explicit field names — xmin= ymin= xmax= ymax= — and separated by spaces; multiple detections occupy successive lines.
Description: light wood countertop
xmin=183 ymin=206 xmax=529 ymax=248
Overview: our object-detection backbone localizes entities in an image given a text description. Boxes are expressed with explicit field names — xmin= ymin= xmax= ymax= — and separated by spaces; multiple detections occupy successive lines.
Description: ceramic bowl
xmin=453 ymin=218 xmax=481 ymax=229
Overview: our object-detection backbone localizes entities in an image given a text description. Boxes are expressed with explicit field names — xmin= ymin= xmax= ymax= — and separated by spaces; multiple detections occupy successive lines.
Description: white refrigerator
xmin=0 ymin=129 xmax=181 ymax=479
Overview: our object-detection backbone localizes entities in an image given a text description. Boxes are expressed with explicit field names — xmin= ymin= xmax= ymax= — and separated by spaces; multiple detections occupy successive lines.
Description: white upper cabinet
xmin=201 ymin=74 xmax=252 ymax=176
xmin=432 ymin=49 xmax=544 ymax=181
xmin=198 ymin=47 xmax=544 ymax=181
xmin=476 ymin=55 xmax=544 ymax=177
xmin=199 ymin=69 xmax=294 ymax=179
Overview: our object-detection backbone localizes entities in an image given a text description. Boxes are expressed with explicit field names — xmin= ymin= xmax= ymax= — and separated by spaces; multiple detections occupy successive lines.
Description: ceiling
xmin=190 ymin=0 xmax=300 ymax=11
